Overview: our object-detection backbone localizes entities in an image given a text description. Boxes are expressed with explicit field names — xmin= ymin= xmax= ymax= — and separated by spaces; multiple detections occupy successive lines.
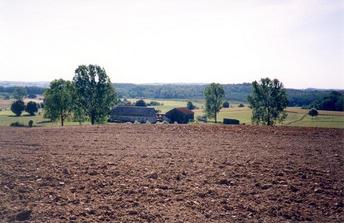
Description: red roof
xmin=174 ymin=107 xmax=194 ymax=115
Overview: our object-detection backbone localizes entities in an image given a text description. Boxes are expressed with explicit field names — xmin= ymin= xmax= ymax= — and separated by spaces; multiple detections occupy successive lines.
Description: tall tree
xmin=204 ymin=83 xmax=225 ymax=123
xmin=247 ymin=78 xmax=288 ymax=125
xmin=73 ymin=65 xmax=116 ymax=125
xmin=13 ymin=87 xmax=27 ymax=100
xmin=44 ymin=79 xmax=73 ymax=126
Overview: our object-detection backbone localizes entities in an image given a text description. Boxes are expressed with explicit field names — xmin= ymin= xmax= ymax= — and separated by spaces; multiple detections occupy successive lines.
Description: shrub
xmin=148 ymin=101 xmax=161 ymax=106
xmin=11 ymin=100 xmax=25 ymax=116
xmin=223 ymin=118 xmax=240 ymax=125
xmin=135 ymin=99 xmax=147 ymax=107
xmin=187 ymin=101 xmax=196 ymax=110
xmin=238 ymin=103 xmax=245 ymax=107
xmin=10 ymin=121 xmax=25 ymax=127
xmin=28 ymin=120 xmax=34 ymax=127
xmin=308 ymin=108 xmax=318 ymax=118
xmin=223 ymin=101 xmax=230 ymax=108
xmin=25 ymin=101 xmax=38 ymax=116
xmin=196 ymin=115 xmax=207 ymax=123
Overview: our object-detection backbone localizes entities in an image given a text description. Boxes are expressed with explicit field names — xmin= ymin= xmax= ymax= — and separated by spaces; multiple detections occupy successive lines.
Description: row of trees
xmin=11 ymin=100 xmax=39 ymax=116
xmin=44 ymin=65 xmax=116 ymax=126
xmin=204 ymin=78 xmax=288 ymax=125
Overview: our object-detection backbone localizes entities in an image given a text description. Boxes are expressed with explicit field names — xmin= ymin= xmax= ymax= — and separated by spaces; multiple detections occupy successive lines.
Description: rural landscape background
xmin=1 ymin=0 xmax=343 ymax=222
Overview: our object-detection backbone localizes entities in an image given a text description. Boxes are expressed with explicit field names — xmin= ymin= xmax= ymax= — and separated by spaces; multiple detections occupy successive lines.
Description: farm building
xmin=165 ymin=107 xmax=194 ymax=124
xmin=110 ymin=106 xmax=157 ymax=123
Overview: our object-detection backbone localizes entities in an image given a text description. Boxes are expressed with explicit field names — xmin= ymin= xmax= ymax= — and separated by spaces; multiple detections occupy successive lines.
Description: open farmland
xmin=0 ymin=124 xmax=343 ymax=222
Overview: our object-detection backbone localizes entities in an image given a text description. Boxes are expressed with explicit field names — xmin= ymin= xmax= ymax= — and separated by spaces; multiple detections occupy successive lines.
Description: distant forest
xmin=0 ymin=83 xmax=343 ymax=110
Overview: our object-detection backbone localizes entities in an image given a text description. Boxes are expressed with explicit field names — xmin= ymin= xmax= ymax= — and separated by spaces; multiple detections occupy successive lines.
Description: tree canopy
xmin=248 ymin=78 xmax=288 ymax=125
xmin=25 ymin=101 xmax=38 ymax=116
xmin=204 ymin=83 xmax=225 ymax=123
xmin=11 ymin=100 xmax=25 ymax=116
xmin=73 ymin=65 xmax=116 ymax=125
xmin=44 ymin=79 xmax=74 ymax=126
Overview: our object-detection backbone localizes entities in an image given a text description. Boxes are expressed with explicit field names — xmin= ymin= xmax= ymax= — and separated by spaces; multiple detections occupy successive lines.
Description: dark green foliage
xmin=10 ymin=121 xmax=25 ymax=127
xmin=11 ymin=100 xmax=25 ymax=116
xmin=238 ymin=103 xmax=245 ymax=107
xmin=13 ymin=87 xmax=27 ymax=100
xmin=316 ymin=91 xmax=344 ymax=111
xmin=28 ymin=94 xmax=37 ymax=99
xmin=204 ymin=83 xmax=225 ymax=123
xmin=135 ymin=99 xmax=147 ymax=107
xmin=223 ymin=118 xmax=240 ymax=125
xmin=223 ymin=101 xmax=230 ymax=108
xmin=44 ymin=79 xmax=74 ymax=126
xmin=187 ymin=101 xmax=196 ymax=110
xmin=73 ymin=65 xmax=116 ymax=125
xmin=148 ymin=101 xmax=161 ymax=106
xmin=308 ymin=108 xmax=318 ymax=118
xmin=28 ymin=120 xmax=34 ymax=127
xmin=248 ymin=78 xmax=288 ymax=126
xmin=25 ymin=101 xmax=38 ymax=116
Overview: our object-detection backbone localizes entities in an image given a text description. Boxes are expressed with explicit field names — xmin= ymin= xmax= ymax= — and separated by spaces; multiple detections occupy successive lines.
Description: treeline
xmin=0 ymin=86 xmax=46 ymax=96
xmin=1 ymin=83 xmax=343 ymax=110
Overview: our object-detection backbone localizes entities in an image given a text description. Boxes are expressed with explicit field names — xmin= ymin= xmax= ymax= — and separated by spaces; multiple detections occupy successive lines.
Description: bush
xmin=135 ymin=99 xmax=147 ymax=107
xmin=196 ymin=115 xmax=207 ymax=123
xmin=187 ymin=101 xmax=196 ymax=110
xmin=223 ymin=118 xmax=240 ymax=125
xmin=238 ymin=103 xmax=245 ymax=107
xmin=148 ymin=101 xmax=161 ymax=106
xmin=308 ymin=108 xmax=318 ymax=118
xmin=10 ymin=121 xmax=25 ymax=127
xmin=11 ymin=100 xmax=25 ymax=116
xmin=223 ymin=101 xmax=230 ymax=108
xmin=28 ymin=120 xmax=34 ymax=127
xmin=25 ymin=101 xmax=38 ymax=116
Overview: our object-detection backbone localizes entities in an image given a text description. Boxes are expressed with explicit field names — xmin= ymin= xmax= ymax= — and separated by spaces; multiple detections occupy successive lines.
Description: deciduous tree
xmin=247 ymin=78 xmax=288 ymax=125
xmin=73 ymin=65 xmax=116 ymax=125
xmin=204 ymin=83 xmax=225 ymax=123
xmin=11 ymin=100 xmax=25 ymax=116
xmin=44 ymin=79 xmax=73 ymax=126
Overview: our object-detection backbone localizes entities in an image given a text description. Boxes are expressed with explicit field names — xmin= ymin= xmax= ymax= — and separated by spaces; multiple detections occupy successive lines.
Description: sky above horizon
xmin=0 ymin=0 xmax=343 ymax=89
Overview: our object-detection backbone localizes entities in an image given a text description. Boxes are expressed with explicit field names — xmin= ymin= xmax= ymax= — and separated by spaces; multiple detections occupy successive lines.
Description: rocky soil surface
xmin=0 ymin=124 xmax=343 ymax=222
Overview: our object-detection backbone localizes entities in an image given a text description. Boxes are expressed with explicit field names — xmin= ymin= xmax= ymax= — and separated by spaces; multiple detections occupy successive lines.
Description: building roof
xmin=167 ymin=107 xmax=194 ymax=115
xmin=111 ymin=106 xmax=156 ymax=117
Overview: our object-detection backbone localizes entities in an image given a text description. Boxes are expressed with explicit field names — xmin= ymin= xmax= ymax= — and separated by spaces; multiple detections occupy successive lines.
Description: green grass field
xmin=140 ymin=99 xmax=344 ymax=128
xmin=1 ymin=99 xmax=343 ymax=128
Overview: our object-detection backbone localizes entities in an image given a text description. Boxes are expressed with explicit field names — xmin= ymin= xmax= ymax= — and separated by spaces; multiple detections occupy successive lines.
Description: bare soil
xmin=0 ymin=124 xmax=343 ymax=222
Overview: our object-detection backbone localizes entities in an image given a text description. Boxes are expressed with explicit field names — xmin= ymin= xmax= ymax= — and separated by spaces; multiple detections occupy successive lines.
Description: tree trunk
xmin=61 ymin=113 xmax=64 ymax=126
xmin=91 ymin=115 xmax=95 ymax=125
xmin=214 ymin=111 xmax=217 ymax=123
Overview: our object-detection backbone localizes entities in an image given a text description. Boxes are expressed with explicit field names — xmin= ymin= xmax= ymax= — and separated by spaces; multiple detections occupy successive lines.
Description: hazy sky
xmin=0 ymin=0 xmax=343 ymax=88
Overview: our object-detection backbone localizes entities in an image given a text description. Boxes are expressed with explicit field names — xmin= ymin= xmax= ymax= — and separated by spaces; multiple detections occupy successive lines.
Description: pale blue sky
xmin=0 ymin=0 xmax=343 ymax=88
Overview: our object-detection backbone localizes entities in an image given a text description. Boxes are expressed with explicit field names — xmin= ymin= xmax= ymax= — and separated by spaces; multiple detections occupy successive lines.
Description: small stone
xmin=59 ymin=181 xmax=65 ymax=185
xmin=261 ymin=183 xmax=272 ymax=190
xmin=146 ymin=172 xmax=158 ymax=179
xmin=15 ymin=209 xmax=32 ymax=221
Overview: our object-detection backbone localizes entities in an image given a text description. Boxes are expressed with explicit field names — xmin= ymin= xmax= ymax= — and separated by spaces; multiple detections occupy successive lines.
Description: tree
xmin=308 ymin=108 xmax=318 ymax=118
xmin=11 ymin=100 xmax=25 ymax=116
xmin=204 ymin=83 xmax=225 ymax=123
xmin=73 ymin=65 xmax=116 ymax=125
xmin=44 ymin=79 xmax=74 ymax=126
xmin=223 ymin=101 xmax=230 ymax=108
xmin=25 ymin=101 xmax=38 ymax=116
xmin=135 ymin=99 xmax=147 ymax=107
xmin=187 ymin=101 xmax=196 ymax=110
xmin=247 ymin=78 xmax=288 ymax=126
xmin=13 ymin=87 xmax=27 ymax=100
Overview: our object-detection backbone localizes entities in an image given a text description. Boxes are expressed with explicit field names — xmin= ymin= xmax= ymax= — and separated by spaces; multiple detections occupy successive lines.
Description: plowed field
xmin=0 ymin=124 xmax=343 ymax=222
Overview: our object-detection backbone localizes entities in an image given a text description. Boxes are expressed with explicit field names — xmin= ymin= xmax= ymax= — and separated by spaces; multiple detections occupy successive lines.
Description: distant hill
xmin=1 ymin=81 xmax=343 ymax=108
